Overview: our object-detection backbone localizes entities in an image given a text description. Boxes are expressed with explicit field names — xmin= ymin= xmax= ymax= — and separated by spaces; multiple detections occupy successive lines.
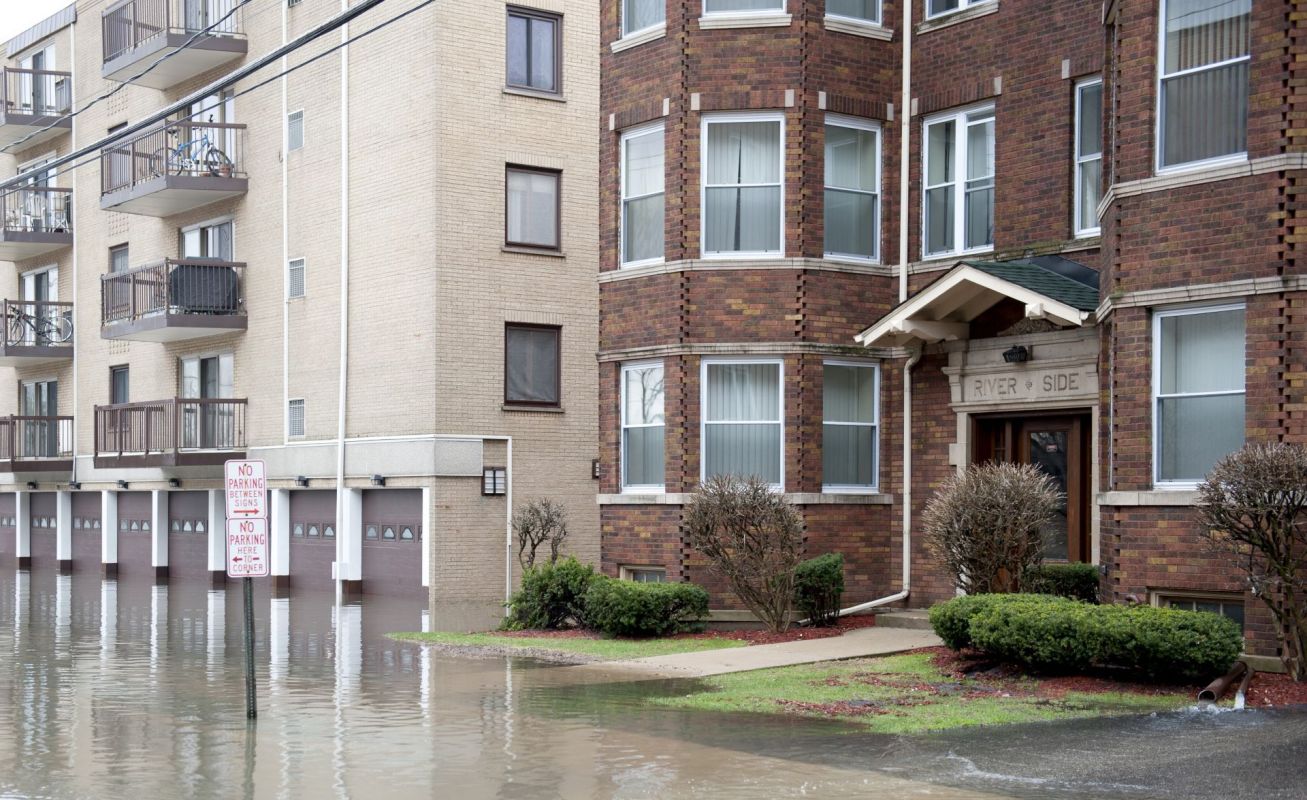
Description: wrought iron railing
xmin=0 ymin=416 xmax=73 ymax=462
xmin=0 ymin=185 xmax=72 ymax=235
xmin=100 ymin=121 xmax=246 ymax=195
xmin=95 ymin=398 xmax=247 ymax=458
xmin=103 ymin=0 xmax=244 ymax=63
xmin=2 ymin=300 xmax=73 ymax=349
xmin=0 ymin=67 xmax=72 ymax=117
xmin=101 ymin=258 xmax=244 ymax=326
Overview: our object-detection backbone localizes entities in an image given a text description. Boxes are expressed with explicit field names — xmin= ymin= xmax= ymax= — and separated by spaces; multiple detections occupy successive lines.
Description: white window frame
xmin=921 ymin=103 xmax=995 ymax=260
xmin=823 ymin=114 xmax=882 ymax=264
xmin=621 ymin=0 xmax=666 ymax=39
xmin=826 ymin=0 xmax=881 ymax=26
xmin=180 ymin=215 xmax=236 ymax=259
xmin=700 ymin=356 xmax=785 ymax=491
xmin=1155 ymin=0 xmax=1251 ymax=175
xmin=1073 ymin=77 xmax=1103 ymax=238
xmin=620 ymin=359 xmax=666 ymax=493
xmin=287 ymin=398 xmax=305 ymax=438
xmin=821 ymin=359 xmax=880 ymax=493
xmin=700 ymin=111 xmax=786 ymax=260
xmin=1151 ymin=590 xmax=1246 ymax=629
xmin=620 ymin=121 xmax=665 ymax=268
xmin=925 ymin=0 xmax=994 ymax=21
xmin=701 ymin=0 xmax=786 ymax=19
xmin=1151 ymin=302 xmax=1246 ymax=490
xmin=286 ymin=109 xmax=304 ymax=151
xmin=287 ymin=257 xmax=305 ymax=299
xmin=620 ymin=565 xmax=668 ymax=582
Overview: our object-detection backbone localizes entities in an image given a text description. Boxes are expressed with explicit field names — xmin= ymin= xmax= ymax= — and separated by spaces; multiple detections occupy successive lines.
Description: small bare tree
xmin=514 ymin=499 xmax=569 ymax=570
xmin=924 ymin=462 xmax=1062 ymax=595
xmin=683 ymin=475 xmax=804 ymax=632
xmin=1196 ymin=443 xmax=1307 ymax=681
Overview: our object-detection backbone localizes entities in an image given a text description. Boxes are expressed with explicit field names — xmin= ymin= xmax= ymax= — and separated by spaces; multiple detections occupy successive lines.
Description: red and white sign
xmin=227 ymin=517 xmax=269 ymax=578
xmin=224 ymin=459 xmax=267 ymax=519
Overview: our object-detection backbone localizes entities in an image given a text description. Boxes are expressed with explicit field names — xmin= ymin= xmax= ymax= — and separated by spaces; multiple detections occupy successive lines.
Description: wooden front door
xmin=972 ymin=412 xmax=1091 ymax=563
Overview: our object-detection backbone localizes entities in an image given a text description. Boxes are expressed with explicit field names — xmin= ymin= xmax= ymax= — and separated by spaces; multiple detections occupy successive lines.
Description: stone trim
xmin=1097 ymin=490 xmax=1198 ymax=507
xmin=698 ymin=12 xmax=793 ymax=30
xmin=610 ymin=23 xmax=667 ymax=53
xmin=823 ymin=16 xmax=894 ymax=41
xmin=1095 ymin=275 xmax=1307 ymax=320
xmin=598 ymin=341 xmax=905 ymax=363
xmin=598 ymin=492 xmax=894 ymax=505
xmin=916 ymin=1 xmax=999 ymax=35
xmin=1097 ymin=153 xmax=1307 ymax=220
xmin=599 ymin=257 xmax=895 ymax=283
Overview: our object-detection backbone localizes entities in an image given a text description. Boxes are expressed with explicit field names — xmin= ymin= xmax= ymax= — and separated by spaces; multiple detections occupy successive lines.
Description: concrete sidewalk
xmin=571 ymin=626 xmax=942 ymax=679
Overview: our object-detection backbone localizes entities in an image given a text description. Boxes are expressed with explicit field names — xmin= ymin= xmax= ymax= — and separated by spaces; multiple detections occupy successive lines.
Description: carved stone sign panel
xmin=961 ymin=366 xmax=1097 ymax=405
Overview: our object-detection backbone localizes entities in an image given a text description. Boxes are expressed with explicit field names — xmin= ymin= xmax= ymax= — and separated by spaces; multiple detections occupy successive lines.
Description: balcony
xmin=100 ymin=121 xmax=247 ymax=216
xmin=0 ymin=67 xmax=72 ymax=149
xmin=0 ymin=185 xmax=73 ymax=260
xmin=102 ymin=0 xmax=247 ymax=90
xmin=94 ymin=398 xmax=246 ymax=469
xmin=101 ymin=258 xmax=246 ymax=342
xmin=0 ymin=415 xmax=73 ymax=474
xmin=0 ymin=300 xmax=73 ymax=366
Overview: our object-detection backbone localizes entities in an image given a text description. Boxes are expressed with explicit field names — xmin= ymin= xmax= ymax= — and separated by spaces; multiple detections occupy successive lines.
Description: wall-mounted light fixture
xmin=295 ymin=475 xmax=310 ymax=487
xmin=167 ymin=478 xmax=181 ymax=489
xmin=25 ymin=481 xmax=37 ymax=490
xmin=1002 ymin=345 xmax=1031 ymax=364
xmin=370 ymin=474 xmax=386 ymax=486
xmin=482 ymin=467 xmax=507 ymax=496
xmin=117 ymin=480 xmax=129 ymax=490
xmin=68 ymin=482 xmax=81 ymax=490
xmin=592 ymin=459 xmax=600 ymax=480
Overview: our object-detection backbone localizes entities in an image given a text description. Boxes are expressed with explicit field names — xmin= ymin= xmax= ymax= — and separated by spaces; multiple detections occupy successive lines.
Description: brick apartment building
xmin=598 ymin=0 xmax=1295 ymax=653
xmin=0 ymin=0 xmax=599 ymax=628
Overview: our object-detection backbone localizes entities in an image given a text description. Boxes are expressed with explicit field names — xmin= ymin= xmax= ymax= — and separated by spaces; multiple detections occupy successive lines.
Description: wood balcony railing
xmin=95 ymin=398 xmax=247 ymax=466
xmin=0 ymin=415 xmax=73 ymax=466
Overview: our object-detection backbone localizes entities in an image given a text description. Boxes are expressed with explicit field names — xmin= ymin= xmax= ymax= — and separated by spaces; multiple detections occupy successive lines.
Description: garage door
xmin=0 ymin=493 xmax=13 ymax=564
xmin=168 ymin=491 xmax=211 ymax=579
xmin=29 ymin=492 xmax=56 ymax=568
xmin=361 ymin=489 xmax=423 ymax=597
xmin=71 ymin=492 xmax=102 ymax=571
xmin=116 ymin=492 xmax=154 ymax=578
xmin=289 ymin=490 xmax=336 ymax=591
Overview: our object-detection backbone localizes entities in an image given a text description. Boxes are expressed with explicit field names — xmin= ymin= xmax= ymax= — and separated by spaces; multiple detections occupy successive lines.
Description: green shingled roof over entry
xmin=962 ymin=260 xmax=1100 ymax=312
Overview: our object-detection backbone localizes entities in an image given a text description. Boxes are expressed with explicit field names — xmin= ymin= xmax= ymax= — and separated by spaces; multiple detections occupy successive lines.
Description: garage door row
xmin=0 ymin=489 xmax=424 ymax=598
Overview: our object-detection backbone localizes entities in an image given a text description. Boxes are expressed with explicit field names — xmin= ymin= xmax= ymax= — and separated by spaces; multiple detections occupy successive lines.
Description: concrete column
xmin=15 ymin=491 xmax=30 ymax=568
xmin=206 ymin=490 xmax=225 ymax=586
xmin=55 ymin=573 xmax=71 ymax=646
xmin=269 ymin=596 xmax=290 ymax=688
xmin=99 ymin=578 xmax=117 ymax=662
xmin=150 ymin=490 xmax=168 ymax=579
xmin=206 ymin=588 xmax=225 ymax=678
xmin=421 ymin=486 xmax=431 ymax=589
xmin=270 ymin=488 xmax=291 ymax=591
xmin=56 ymin=490 xmax=72 ymax=572
xmin=149 ymin=584 xmax=167 ymax=676
xmin=100 ymin=490 xmax=118 ymax=576
xmin=333 ymin=601 xmax=362 ymax=700
xmin=335 ymin=487 xmax=363 ymax=591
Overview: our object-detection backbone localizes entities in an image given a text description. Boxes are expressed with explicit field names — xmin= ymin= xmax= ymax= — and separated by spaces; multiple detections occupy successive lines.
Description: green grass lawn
xmin=651 ymin=652 xmax=1194 ymax=735
xmin=389 ymin=631 xmax=747 ymax=660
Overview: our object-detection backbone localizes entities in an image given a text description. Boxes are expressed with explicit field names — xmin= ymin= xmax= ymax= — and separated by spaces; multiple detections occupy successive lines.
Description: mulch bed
xmin=494 ymin=614 xmax=878 ymax=646
xmin=1244 ymin=671 xmax=1307 ymax=708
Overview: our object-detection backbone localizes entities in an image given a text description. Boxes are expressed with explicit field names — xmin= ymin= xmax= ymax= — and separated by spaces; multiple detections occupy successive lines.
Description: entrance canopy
xmin=856 ymin=257 xmax=1099 ymax=348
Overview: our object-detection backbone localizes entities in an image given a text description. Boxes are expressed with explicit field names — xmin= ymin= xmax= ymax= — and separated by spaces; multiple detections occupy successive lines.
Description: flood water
xmin=2 ymin=567 xmax=1305 ymax=800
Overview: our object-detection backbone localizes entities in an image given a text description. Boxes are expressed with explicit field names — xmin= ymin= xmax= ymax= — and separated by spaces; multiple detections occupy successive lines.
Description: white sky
xmin=1 ymin=0 xmax=77 ymax=47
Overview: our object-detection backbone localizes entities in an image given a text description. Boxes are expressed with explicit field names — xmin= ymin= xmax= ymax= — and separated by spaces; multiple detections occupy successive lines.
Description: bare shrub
xmin=683 ymin=475 xmax=804 ymax=633
xmin=1196 ymin=443 xmax=1307 ymax=681
xmin=923 ymin=462 xmax=1063 ymax=595
xmin=513 ymin=498 xmax=569 ymax=570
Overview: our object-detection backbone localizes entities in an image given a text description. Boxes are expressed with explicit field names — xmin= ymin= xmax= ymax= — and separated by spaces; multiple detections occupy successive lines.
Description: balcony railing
xmin=0 ymin=416 xmax=73 ymax=467
xmin=103 ymin=0 xmax=243 ymax=64
xmin=0 ymin=300 xmax=73 ymax=363
xmin=101 ymin=121 xmax=246 ymax=196
xmin=1 ymin=185 xmax=72 ymax=236
xmin=1 ymin=67 xmax=72 ymax=118
xmin=95 ymin=398 xmax=247 ymax=466
xmin=102 ymin=258 xmax=244 ymax=325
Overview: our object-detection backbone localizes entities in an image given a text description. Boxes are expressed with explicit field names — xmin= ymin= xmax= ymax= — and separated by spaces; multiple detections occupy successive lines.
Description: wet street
xmin=1 ymin=567 xmax=1304 ymax=799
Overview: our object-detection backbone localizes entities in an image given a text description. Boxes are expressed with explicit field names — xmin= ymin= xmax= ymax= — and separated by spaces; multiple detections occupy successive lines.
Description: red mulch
xmin=1244 ymin=671 xmax=1307 ymax=708
xmin=493 ymin=614 xmax=878 ymax=645
xmin=925 ymin=647 xmax=1199 ymax=698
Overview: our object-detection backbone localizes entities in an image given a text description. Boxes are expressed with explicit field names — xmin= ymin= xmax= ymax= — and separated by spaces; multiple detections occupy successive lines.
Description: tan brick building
xmin=0 ymin=0 xmax=599 ymax=628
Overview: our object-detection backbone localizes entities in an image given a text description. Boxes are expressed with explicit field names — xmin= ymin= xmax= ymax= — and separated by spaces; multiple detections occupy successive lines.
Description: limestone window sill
xmin=502 ymin=86 xmax=566 ymax=103
xmin=823 ymin=15 xmax=893 ymax=41
xmin=597 ymin=492 xmax=893 ymax=505
xmin=698 ymin=12 xmax=792 ymax=30
xmin=501 ymin=245 xmax=566 ymax=258
xmin=501 ymin=404 xmax=565 ymax=413
xmin=611 ymin=23 xmax=666 ymax=52
xmin=1097 ymin=490 xmax=1198 ymax=507
xmin=916 ymin=1 xmax=999 ymax=35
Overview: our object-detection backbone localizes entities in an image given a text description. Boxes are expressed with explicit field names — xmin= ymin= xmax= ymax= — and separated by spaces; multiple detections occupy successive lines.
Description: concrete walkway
xmin=572 ymin=626 xmax=942 ymax=679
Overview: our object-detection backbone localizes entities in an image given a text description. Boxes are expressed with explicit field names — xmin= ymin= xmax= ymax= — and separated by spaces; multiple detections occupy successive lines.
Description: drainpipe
xmin=333 ymin=1 xmax=351 ymax=589
xmin=504 ymin=437 xmax=513 ymax=613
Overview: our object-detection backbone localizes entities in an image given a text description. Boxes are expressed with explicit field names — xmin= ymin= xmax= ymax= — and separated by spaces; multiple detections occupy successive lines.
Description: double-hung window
xmin=702 ymin=0 xmax=785 ymax=15
xmin=1158 ymin=0 xmax=1250 ymax=171
xmin=506 ymin=166 xmax=561 ymax=250
xmin=1074 ymin=78 xmax=1103 ymax=237
xmin=822 ymin=362 xmax=878 ymax=490
xmin=923 ymin=105 xmax=994 ymax=258
xmin=621 ymin=362 xmax=665 ymax=490
xmin=702 ymin=359 xmax=783 ymax=488
xmin=505 ymin=323 xmax=561 ymax=407
xmin=1153 ymin=304 xmax=1245 ymax=486
xmin=702 ymin=113 xmax=784 ymax=258
xmin=824 ymin=116 xmax=880 ymax=261
xmin=621 ymin=123 xmax=665 ymax=266
xmin=926 ymin=0 xmax=992 ymax=19
xmin=622 ymin=0 xmax=664 ymax=37
xmin=827 ymin=0 xmax=880 ymax=25
xmin=507 ymin=7 xmax=561 ymax=95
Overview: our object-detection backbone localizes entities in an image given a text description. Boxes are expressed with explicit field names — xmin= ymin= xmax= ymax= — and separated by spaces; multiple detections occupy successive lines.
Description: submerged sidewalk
xmin=572 ymin=625 xmax=942 ymax=679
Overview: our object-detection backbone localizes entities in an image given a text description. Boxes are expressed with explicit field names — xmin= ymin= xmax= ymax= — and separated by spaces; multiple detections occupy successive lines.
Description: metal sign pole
xmin=243 ymin=575 xmax=257 ymax=719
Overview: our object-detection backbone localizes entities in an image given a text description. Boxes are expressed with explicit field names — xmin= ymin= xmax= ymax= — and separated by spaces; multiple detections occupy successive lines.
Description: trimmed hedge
xmin=794 ymin=553 xmax=845 ymax=627
xmin=502 ymin=557 xmax=597 ymax=630
xmin=584 ymin=577 xmax=709 ymax=638
xmin=931 ymin=594 xmax=1243 ymax=680
xmin=1023 ymin=563 xmax=1101 ymax=603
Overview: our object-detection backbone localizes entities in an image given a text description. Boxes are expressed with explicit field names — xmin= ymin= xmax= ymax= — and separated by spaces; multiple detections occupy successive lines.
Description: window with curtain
xmin=180 ymin=219 xmax=234 ymax=260
xmin=1158 ymin=0 xmax=1249 ymax=169
xmin=703 ymin=115 xmax=783 ymax=257
xmin=623 ymin=0 xmax=664 ymax=35
xmin=621 ymin=124 xmax=665 ymax=266
xmin=507 ymin=7 xmax=561 ymax=94
xmin=927 ymin=0 xmax=992 ymax=18
xmin=823 ymin=363 xmax=878 ymax=489
xmin=1154 ymin=304 xmax=1245 ymax=485
xmin=505 ymin=324 xmax=561 ymax=406
xmin=621 ymin=362 xmax=665 ymax=489
xmin=923 ymin=105 xmax=993 ymax=258
xmin=506 ymin=166 xmax=560 ymax=250
xmin=703 ymin=0 xmax=785 ymax=13
xmin=109 ymin=244 xmax=130 ymax=272
xmin=703 ymin=361 xmax=782 ymax=486
xmin=824 ymin=118 xmax=880 ymax=261
xmin=1074 ymin=78 xmax=1103 ymax=236
xmin=827 ymin=0 xmax=879 ymax=24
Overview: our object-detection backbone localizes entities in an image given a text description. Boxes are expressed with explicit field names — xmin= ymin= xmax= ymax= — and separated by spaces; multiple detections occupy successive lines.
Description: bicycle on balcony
xmin=149 ymin=127 xmax=234 ymax=179
xmin=6 ymin=304 xmax=72 ymax=346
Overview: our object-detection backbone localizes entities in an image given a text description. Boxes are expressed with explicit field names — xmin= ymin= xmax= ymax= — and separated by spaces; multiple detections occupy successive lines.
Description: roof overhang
xmin=855 ymin=263 xmax=1094 ymax=348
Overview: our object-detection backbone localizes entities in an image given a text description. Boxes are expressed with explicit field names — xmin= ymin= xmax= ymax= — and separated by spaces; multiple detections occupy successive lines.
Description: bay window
xmin=923 ymin=105 xmax=994 ymax=258
xmin=621 ymin=362 xmax=665 ymax=490
xmin=1153 ymin=304 xmax=1245 ymax=486
xmin=825 ymin=116 xmax=880 ymax=261
xmin=621 ymin=123 xmax=665 ymax=266
xmin=702 ymin=360 xmax=783 ymax=487
xmin=1158 ymin=0 xmax=1250 ymax=170
xmin=702 ymin=114 xmax=784 ymax=258
xmin=1074 ymin=78 xmax=1103 ymax=237
xmin=823 ymin=362 xmax=878 ymax=490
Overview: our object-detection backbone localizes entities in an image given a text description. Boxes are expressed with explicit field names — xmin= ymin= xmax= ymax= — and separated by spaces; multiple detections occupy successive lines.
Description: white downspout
xmin=68 ymin=19 xmax=78 ymax=485
xmin=333 ymin=2 xmax=351 ymax=588
xmin=504 ymin=437 xmax=513 ymax=613
xmin=898 ymin=0 xmax=912 ymax=304
xmin=281 ymin=0 xmax=290 ymax=445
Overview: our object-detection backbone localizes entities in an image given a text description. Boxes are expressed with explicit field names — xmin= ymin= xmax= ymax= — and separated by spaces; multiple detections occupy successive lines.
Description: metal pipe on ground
xmin=1198 ymin=661 xmax=1248 ymax=703
xmin=1233 ymin=665 xmax=1254 ymax=710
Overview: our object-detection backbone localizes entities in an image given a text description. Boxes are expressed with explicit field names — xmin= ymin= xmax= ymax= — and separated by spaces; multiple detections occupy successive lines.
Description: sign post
xmin=225 ymin=459 xmax=267 ymax=720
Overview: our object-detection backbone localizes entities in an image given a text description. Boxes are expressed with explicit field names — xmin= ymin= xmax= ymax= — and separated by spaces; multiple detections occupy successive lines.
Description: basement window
xmin=1154 ymin=591 xmax=1245 ymax=632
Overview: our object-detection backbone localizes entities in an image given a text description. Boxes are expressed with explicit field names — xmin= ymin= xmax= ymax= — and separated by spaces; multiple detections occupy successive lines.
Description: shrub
xmin=683 ymin=475 xmax=805 ymax=633
xmin=584 ymin=578 xmax=710 ymax=638
xmin=502 ymin=557 xmax=596 ymax=630
xmin=969 ymin=596 xmax=1105 ymax=672
xmin=929 ymin=593 xmax=1039 ymax=650
xmin=1099 ymin=605 xmax=1243 ymax=682
xmin=1023 ymin=563 xmax=1101 ymax=603
xmin=794 ymin=553 xmax=845 ymax=627
xmin=923 ymin=462 xmax=1063 ymax=595
xmin=513 ymin=498 xmax=569 ymax=570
